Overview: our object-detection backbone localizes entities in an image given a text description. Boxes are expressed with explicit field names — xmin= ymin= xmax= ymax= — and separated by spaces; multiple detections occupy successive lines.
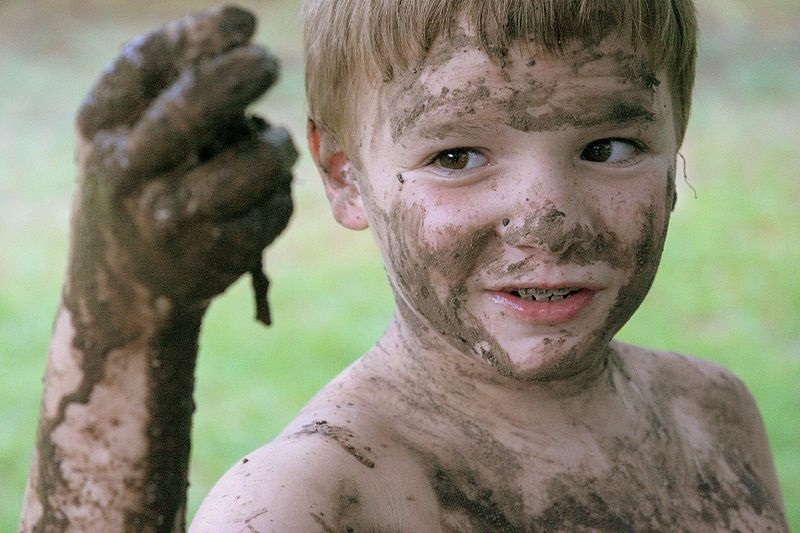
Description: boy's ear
xmin=307 ymin=119 xmax=369 ymax=230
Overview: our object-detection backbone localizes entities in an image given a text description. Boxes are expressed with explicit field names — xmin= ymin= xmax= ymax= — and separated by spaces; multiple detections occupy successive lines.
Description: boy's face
xmin=346 ymin=31 xmax=678 ymax=381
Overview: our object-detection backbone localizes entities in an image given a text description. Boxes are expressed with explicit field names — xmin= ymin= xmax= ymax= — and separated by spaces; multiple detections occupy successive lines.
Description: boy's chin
xmin=483 ymin=337 xmax=611 ymax=385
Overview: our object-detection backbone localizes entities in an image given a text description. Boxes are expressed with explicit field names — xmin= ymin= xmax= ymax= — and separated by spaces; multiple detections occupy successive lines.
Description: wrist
xmin=63 ymin=265 xmax=207 ymax=351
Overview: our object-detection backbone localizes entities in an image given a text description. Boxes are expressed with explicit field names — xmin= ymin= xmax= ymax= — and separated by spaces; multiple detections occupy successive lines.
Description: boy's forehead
xmin=373 ymin=33 xmax=668 ymax=142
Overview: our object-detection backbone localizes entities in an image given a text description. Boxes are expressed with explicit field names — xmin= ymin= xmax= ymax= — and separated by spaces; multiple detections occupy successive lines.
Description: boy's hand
xmin=71 ymin=6 xmax=294 ymax=324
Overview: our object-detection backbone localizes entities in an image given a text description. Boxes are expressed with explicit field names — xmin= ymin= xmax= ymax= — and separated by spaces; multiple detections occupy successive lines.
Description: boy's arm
xmin=20 ymin=7 xmax=294 ymax=532
xmin=725 ymin=372 xmax=787 ymax=520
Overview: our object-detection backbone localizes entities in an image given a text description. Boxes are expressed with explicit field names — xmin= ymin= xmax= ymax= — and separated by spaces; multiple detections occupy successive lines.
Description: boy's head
xmin=302 ymin=1 xmax=696 ymax=381
xmin=303 ymin=0 xmax=697 ymax=161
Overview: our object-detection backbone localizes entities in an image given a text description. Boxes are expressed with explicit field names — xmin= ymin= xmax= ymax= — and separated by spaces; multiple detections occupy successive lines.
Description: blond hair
xmin=303 ymin=0 xmax=697 ymax=158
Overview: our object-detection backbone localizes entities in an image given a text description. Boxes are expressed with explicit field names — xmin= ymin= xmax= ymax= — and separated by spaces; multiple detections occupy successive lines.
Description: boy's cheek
xmin=605 ymin=199 xmax=671 ymax=329
xmin=380 ymin=203 xmax=499 ymax=358
xmin=376 ymin=198 xmax=493 ymax=309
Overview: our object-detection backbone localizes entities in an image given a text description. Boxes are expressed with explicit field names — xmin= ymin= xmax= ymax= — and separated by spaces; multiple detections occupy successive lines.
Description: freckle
xmin=502 ymin=218 xmax=510 ymax=226
xmin=396 ymin=173 xmax=405 ymax=184
xmin=527 ymin=58 xmax=536 ymax=67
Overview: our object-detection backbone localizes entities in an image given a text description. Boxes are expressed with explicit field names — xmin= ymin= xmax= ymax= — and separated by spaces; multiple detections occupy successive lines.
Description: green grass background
xmin=1 ymin=0 xmax=797 ymax=529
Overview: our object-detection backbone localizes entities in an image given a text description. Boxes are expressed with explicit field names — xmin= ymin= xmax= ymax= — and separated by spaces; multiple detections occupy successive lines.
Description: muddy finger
xmin=77 ymin=6 xmax=257 ymax=137
xmin=155 ymin=190 xmax=293 ymax=303
xmin=209 ymin=191 xmax=293 ymax=271
xmin=123 ymin=45 xmax=279 ymax=177
xmin=176 ymin=125 xmax=296 ymax=222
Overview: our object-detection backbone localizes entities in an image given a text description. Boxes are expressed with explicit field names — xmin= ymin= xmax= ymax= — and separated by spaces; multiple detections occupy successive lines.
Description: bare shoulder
xmin=612 ymin=340 xmax=787 ymax=522
xmin=612 ymin=340 xmax=766 ymax=431
xmin=615 ymin=339 xmax=748 ymax=387
xmin=190 ymin=387 xmax=439 ymax=531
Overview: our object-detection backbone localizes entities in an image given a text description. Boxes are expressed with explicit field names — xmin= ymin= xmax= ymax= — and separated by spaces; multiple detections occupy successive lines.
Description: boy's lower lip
xmin=488 ymin=288 xmax=595 ymax=324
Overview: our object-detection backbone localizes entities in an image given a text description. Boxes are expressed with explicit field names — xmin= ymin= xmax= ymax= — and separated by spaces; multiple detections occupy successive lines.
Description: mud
xmin=378 ymin=175 xmax=669 ymax=381
xmin=298 ymin=420 xmax=376 ymax=469
xmin=533 ymin=491 xmax=635 ymax=532
xmin=432 ymin=462 xmax=519 ymax=532
xmin=370 ymin=342 xmax=774 ymax=530
xmin=361 ymin=312 xmax=787 ymax=530
xmin=390 ymin=81 xmax=493 ymax=142
xmin=367 ymin=366 xmax=527 ymax=530
xmin=379 ymin=202 xmax=500 ymax=367
xmin=501 ymin=201 xmax=626 ymax=268
xmin=601 ymin=202 xmax=668 ymax=348
xmin=614 ymin=50 xmax=662 ymax=92
xmin=78 ymin=6 xmax=260 ymax=138
xmin=387 ymin=36 xmax=660 ymax=143
xmin=309 ymin=478 xmax=362 ymax=533
xmin=503 ymin=88 xmax=655 ymax=134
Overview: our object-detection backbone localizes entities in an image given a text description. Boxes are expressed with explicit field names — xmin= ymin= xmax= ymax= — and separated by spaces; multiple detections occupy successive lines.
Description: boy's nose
xmin=501 ymin=202 xmax=576 ymax=251
xmin=499 ymin=165 xmax=596 ymax=253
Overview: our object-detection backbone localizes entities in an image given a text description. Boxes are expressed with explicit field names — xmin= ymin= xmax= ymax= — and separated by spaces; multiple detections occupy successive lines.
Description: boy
xmin=22 ymin=1 xmax=788 ymax=532
xmin=193 ymin=0 xmax=787 ymax=530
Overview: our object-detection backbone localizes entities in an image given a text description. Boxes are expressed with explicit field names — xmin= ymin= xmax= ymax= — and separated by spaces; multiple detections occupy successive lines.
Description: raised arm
xmin=20 ymin=7 xmax=295 ymax=532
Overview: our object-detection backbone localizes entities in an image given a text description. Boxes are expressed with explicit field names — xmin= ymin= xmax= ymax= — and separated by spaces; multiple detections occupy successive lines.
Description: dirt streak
xmin=297 ymin=420 xmax=376 ymax=469
xmin=387 ymin=37 xmax=661 ymax=142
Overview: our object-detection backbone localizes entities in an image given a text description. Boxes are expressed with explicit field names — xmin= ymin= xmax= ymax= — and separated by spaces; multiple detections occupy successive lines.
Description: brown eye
xmin=581 ymin=138 xmax=639 ymax=163
xmin=435 ymin=149 xmax=471 ymax=169
xmin=581 ymin=140 xmax=613 ymax=162
xmin=430 ymin=148 xmax=487 ymax=173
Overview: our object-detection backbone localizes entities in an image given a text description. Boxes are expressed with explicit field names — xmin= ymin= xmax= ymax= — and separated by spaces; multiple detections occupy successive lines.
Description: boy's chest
xmin=404 ymin=423 xmax=783 ymax=532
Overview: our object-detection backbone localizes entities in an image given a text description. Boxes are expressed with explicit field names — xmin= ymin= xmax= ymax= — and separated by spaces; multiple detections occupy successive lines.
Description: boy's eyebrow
xmin=396 ymin=92 xmax=665 ymax=140
xmin=412 ymin=119 xmax=507 ymax=142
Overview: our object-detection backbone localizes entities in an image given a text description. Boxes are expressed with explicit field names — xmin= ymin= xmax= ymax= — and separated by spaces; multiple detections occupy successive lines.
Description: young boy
xmin=192 ymin=0 xmax=788 ymax=530
xmin=21 ymin=1 xmax=787 ymax=532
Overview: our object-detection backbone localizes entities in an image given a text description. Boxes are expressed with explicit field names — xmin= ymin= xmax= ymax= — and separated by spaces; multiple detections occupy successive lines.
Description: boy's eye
xmin=580 ymin=138 xmax=640 ymax=164
xmin=430 ymin=148 xmax=487 ymax=172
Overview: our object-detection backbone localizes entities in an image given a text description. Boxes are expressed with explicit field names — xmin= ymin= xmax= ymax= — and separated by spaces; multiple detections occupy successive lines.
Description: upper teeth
xmin=516 ymin=287 xmax=578 ymax=301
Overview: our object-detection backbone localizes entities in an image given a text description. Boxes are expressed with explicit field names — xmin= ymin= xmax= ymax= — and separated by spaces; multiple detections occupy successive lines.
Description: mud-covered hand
xmin=19 ymin=10 xmax=294 ymax=531
xmin=71 ymin=5 xmax=294 ymax=327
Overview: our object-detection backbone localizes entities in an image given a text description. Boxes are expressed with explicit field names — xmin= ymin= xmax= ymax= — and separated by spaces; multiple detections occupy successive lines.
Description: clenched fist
xmin=71 ymin=5 xmax=294 ymax=326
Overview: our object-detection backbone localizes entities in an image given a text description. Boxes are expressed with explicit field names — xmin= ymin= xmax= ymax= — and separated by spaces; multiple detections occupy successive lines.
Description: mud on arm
xmin=20 ymin=7 xmax=295 ymax=532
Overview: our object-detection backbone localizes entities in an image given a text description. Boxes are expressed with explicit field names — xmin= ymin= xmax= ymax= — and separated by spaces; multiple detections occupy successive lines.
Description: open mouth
xmin=510 ymin=287 xmax=583 ymax=302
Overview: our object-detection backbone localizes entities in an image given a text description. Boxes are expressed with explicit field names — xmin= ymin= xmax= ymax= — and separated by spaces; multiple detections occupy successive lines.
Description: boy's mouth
xmin=511 ymin=287 xmax=582 ymax=302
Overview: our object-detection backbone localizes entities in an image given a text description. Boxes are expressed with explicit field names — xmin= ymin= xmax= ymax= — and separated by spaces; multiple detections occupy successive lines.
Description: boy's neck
xmin=370 ymin=312 xmax=616 ymax=405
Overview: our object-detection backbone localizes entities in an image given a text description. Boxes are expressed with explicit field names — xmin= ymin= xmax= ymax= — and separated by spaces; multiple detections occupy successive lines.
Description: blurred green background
xmin=1 ymin=0 xmax=797 ymax=529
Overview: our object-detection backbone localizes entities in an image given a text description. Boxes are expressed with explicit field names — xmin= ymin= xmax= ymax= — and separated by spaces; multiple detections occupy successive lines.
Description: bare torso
xmin=192 ymin=340 xmax=787 ymax=532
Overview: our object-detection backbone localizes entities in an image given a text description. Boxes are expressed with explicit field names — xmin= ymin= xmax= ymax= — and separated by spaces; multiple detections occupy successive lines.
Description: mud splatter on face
xmin=373 ymin=180 xmax=669 ymax=382
xmin=601 ymin=204 xmax=669 ymax=345
xmin=385 ymin=35 xmax=662 ymax=145
xmin=615 ymin=50 xmax=662 ymax=92
xmin=667 ymin=165 xmax=677 ymax=211
xmin=501 ymin=200 xmax=627 ymax=268
xmin=391 ymin=82 xmax=493 ymax=142
xmin=377 ymin=200 xmax=498 ymax=364
xmin=357 ymin=29 xmax=679 ymax=383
